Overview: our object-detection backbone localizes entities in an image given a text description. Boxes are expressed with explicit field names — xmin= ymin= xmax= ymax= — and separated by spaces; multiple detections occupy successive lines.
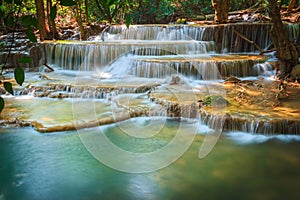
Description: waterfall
xmin=108 ymin=25 xmax=207 ymax=40
xmin=124 ymin=55 xmax=269 ymax=79
xmin=106 ymin=23 xmax=299 ymax=53
xmin=199 ymin=111 xmax=300 ymax=135
xmin=42 ymin=23 xmax=299 ymax=73
xmin=43 ymin=40 xmax=215 ymax=71
xmin=252 ymin=62 xmax=274 ymax=76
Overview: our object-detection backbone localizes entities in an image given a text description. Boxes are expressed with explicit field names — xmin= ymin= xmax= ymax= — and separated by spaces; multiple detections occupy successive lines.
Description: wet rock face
xmin=0 ymin=118 xmax=31 ymax=128
xmin=0 ymin=32 xmax=44 ymax=69
xmin=168 ymin=74 xmax=189 ymax=85
xmin=170 ymin=75 xmax=181 ymax=85
xmin=149 ymin=94 xmax=199 ymax=119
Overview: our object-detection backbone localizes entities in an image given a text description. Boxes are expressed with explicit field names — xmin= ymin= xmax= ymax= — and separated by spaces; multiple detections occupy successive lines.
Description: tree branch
xmin=43 ymin=63 xmax=55 ymax=72
xmin=232 ymin=27 xmax=264 ymax=54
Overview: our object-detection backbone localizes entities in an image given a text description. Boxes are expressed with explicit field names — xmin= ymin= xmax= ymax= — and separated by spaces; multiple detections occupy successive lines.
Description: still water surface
xmin=1 ymin=118 xmax=300 ymax=199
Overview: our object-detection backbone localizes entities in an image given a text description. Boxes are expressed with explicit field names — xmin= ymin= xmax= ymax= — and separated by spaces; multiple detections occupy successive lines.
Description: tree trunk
xmin=75 ymin=0 xmax=85 ymax=40
xmin=268 ymin=0 xmax=299 ymax=79
xmin=35 ymin=0 xmax=49 ymax=41
xmin=84 ymin=0 xmax=90 ymax=24
xmin=288 ymin=0 xmax=299 ymax=11
xmin=211 ymin=0 xmax=229 ymax=23
xmin=0 ymin=0 xmax=6 ymax=33
xmin=46 ymin=0 xmax=58 ymax=39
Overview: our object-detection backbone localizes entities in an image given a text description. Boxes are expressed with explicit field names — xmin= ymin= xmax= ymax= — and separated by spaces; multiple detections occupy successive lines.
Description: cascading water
xmin=8 ymin=23 xmax=299 ymax=134
xmin=43 ymin=40 xmax=215 ymax=71
xmin=2 ymin=22 xmax=300 ymax=200
xmin=108 ymin=25 xmax=207 ymax=40
xmin=42 ymin=23 xmax=290 ymax=77
xmin=253 ymin=62 xmax=274 ymax=76
xmin=107 ymin=23 xmax=299 ymax=53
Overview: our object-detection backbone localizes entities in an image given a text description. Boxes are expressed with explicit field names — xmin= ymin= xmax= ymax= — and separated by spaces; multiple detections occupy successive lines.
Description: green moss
xmin=203 ymin=95 xmax=228 ymax=106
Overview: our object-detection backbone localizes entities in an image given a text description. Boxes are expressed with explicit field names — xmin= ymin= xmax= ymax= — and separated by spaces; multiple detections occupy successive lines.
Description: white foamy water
xmin=226 ymin=131 xmax=300 ymax=145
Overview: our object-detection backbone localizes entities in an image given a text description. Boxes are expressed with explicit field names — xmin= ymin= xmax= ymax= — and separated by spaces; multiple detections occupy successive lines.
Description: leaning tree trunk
xmin=288 ymin=0 xmax=299 ymax=11
xmin=211 ymin=0 xmax=229 ymax=23
xmin=268 ymin=0 xmax=299 ymax=79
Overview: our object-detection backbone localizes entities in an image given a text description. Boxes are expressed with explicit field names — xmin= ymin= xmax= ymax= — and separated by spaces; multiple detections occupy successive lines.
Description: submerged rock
xmin=0 ymin=119 xmax=31 ymax=128
xmin=224 ymin=76 xmax=241 ymax=84
xmin=202 ymin=95 xmax=228 ymax=107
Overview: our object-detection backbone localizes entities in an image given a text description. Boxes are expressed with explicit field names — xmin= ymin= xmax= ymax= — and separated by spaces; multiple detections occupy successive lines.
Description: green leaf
xmin=4 ymin=0 xmax=12 ymax=4
xmin=60 ymin=0 xmax=77 ymax=6
xmin=14 ymin=67 xmax=25 ymax=86
xmin=21 ymin=15 xmax=35 ymax=27
xmin=18 ymin=56 xmax=31 ymax=64
xmin=0 ymin=97 xmax=4 ymax=113
xmin=7 ymin=16 xmax=14 ymax=28
xmin=0 ymin=5 xmax=5 ymax=12
xmin=4 ymin=82 xmax=13 ymax=95
xmin=14 ymin=0 xmax=22 ymax=6
xmin=50 ymin=5 xmax=57 ymax=21
xmin=125 ymin=14 xmax=131 ymax=29
xmin=32 ymin=18 xmax=39 ymax=29
xmin=21 ymin=15 xmax=38 ymax=29
xmin=25 ymin=29 xmax=37 ymax=43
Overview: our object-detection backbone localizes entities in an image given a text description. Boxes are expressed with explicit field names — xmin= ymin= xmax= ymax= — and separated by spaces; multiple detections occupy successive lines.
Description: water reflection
xmin=1 ymin=119 xmax=300 ymax=199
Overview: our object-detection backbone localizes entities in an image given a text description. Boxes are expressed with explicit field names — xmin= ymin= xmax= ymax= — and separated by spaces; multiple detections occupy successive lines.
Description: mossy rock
xmin=224 ymin=76 xmax=241 ymax=83
xmin=202 ymin=95 xmax=228 ymax=107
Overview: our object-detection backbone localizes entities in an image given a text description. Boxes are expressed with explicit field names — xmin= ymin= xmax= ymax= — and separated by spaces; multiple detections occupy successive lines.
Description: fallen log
xmin=43 ymin=63 xmax=55 ymax=72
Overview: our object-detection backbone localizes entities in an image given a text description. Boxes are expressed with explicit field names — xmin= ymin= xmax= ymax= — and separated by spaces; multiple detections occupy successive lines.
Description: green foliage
xmin=158 ymin=0 xmax=175 ymax=17
xmin=0 ymin=0 xmax=38 ymax=42
xmin=25 ymin=29 xmax=37 ymax=42
xmin=14 ymin=0 xmax=22 ymax=6
xmin=60 ymin=0 xmax=77 ymax=6
xmin=14 ymin=67 xmax=25 ymax=86
xmin=50 ymin=5 xmax=57 ymax=22
xmin=21 ymin=15 xmax=38 ymax=29
xmin=131 ymin=0 xmax=175 ymax=23
xmin=125 ymin=13 xmax=131 ymax=28
xmin=18 ymin=57 xmax=32 ymax=64
xmin=6 ymin=15 xmax=15 ymax=28
xmin=0 ymin=4 xmax=5 ymax=17
xmin=203 ymin=95 xmax=228 ymax=106
xmin=175 ymin=0 xmax=213 ymax=19
xmin=3 ymin=82 xmax=13 ymax=95
xmin=94 ymin=0 xmax=123 ymax=23
xmin=176 ymin=18 xmax=186 ymax=24
xmin=0 ymin=97 xmax=4 ymax=113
